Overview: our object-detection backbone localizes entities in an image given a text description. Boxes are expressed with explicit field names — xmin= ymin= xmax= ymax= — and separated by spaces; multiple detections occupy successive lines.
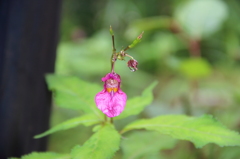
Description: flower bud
xmin=127 ymin=59 xmax=138 ymax=72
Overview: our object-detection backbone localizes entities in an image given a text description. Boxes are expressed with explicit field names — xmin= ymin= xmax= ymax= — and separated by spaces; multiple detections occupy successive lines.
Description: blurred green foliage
xmin=121 ymin=131 xmax=176 ymax=159
xmin=47 ymin=0 xmax=240 ymax=158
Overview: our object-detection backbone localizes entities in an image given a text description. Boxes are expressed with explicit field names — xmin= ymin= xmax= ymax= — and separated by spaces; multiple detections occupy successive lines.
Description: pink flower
xmin=95 ymin=72 xmax=127 ymax=117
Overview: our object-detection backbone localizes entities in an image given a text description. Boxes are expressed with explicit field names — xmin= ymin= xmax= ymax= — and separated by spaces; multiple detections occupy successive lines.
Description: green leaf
xmin=115 ymin=81 xmax=158 ymax=120
xmin=175 ymin=0 xmax=228 ymax=38
xmin=122 ymin=131 xmax=176 ymax=159
xmin=121 ymin=114 xmax=240 ymax=148
xmin=46 ymin=74 xmax=102 ymax=117
xmin=21 ymin=152 xmax=70 ymax=159
xmin=71 ymin=124 xmax=121 ymax=159
xmin=34 ymin=114 xmax=101 ymax=139
xmin=180 ymin=58 xmax=211 ymax=79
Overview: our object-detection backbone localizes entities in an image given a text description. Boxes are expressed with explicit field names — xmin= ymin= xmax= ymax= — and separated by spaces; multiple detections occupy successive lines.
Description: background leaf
xmin=115 ymin=81 xmax=157 ymax=120
xmin=179 ymin=58 xmax=212 ymax=79
xmin=21 ymin=152 xmax=70 ymax=159
xmin=46 ymin=74 xmax=102 ymax=117
xmin=71 ymin=124 xmax=121 ymax=159
xmin=121 ymin=114 xmax=240 ymax=148
xmin=125 ymin=16 xmax=172 ymax=39
xmin=121 ymin=131 xmax=176 ymax=159
xmin=175 ymin=0 xmax=228 ymax=38
xmin=34 ymin=114 xmax=101 ymax=139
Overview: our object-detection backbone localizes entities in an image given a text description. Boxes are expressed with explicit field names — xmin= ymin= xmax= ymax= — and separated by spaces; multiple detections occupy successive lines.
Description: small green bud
xmin=109 ymin=25 xmax=114 ymax=36
xmin=129 ymin=31 xmax=144 ymax=49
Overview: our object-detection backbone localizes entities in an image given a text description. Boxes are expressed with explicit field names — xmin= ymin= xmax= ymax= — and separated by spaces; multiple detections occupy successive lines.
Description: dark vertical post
xmin=0 ymin=0 xmax=62 ymax=158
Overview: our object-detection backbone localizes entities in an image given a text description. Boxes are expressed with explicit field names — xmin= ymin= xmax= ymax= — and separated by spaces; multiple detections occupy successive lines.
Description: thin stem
xmin=125 ymin=53 xmax=134 ymax=59
xmin=123 ymin=46 xmax=130 ymax=52
xmin=110 ymin=25 xmax=116 ymax=53
xmin=110 ymin=25 xmax=116 ymax=73
xmin=111 ymin=54 xmax=116 ymax=73
xmin=110 ymin=118 xmax=113 ymax=124
xmin=123 ymin=31 xmax=144 ymax=51
xmin=112 ymin=36 xmax=116 ymax=53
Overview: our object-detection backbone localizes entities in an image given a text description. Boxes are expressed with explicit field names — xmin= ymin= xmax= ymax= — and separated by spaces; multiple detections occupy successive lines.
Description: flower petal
xmin=102 ymin=73 xmax=121 ymax=82
xmin=95 ymin=89 xmax=127 ymax=117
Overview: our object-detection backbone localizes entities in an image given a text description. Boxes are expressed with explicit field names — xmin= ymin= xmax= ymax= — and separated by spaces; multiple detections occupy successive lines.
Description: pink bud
xmin=127 ymin=59 xmax=138 ymax=72
xmin=95 ymin=72 xmax=127 ymax=117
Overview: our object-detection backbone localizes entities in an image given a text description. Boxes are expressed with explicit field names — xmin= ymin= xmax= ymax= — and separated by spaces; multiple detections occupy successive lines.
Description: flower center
xmin=106 ymin=79 xmax=118 ymax=93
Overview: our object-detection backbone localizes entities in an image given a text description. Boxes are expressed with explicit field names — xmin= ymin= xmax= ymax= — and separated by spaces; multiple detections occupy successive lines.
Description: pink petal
xmin=95 ymin=89 xmax=127 ymax=117
xmin=102 ymin=73 xmax=121 ymax=83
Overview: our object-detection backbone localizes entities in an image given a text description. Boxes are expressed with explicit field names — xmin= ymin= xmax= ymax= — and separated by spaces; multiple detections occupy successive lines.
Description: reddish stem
xmin=189 ymin=39 xmax=201 ymax=57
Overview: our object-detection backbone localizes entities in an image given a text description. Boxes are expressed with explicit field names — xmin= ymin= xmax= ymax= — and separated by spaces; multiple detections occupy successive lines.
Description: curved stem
xmin=125 ymin=53 xmax=134 ymax=59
